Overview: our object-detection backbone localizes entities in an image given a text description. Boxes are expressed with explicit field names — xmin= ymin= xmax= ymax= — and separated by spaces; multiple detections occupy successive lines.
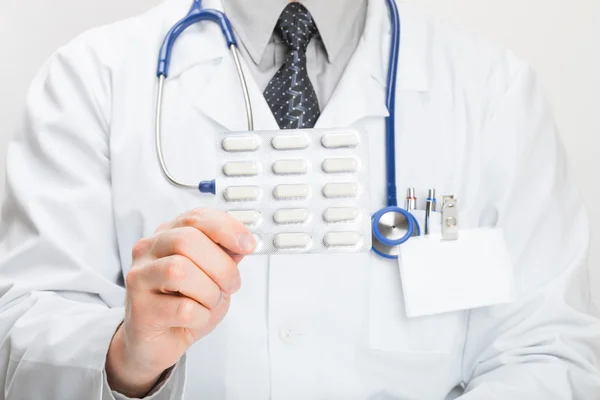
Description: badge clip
xmin=441 ymin=195 xmax=459 ymax=241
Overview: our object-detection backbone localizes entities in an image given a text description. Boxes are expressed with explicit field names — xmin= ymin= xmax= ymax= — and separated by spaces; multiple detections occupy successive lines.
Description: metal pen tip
xmin=406 ymin=187 xmax=417 ymax=210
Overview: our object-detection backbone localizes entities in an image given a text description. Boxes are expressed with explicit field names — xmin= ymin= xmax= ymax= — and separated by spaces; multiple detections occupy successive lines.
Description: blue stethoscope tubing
xmin=154 ymin=0 xmax=253 ymax=192
xmin=371 ymin=0 xmax=420 ymax=259
xmin=153 ymin=0 xmax=419 ymax=259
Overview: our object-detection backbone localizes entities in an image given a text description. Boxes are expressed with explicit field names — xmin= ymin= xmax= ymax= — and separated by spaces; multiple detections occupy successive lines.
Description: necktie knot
xmin=264 ymin=2 xmax=321 ymax=129
xmin=276 ymin=2 xmax=319 ymax=52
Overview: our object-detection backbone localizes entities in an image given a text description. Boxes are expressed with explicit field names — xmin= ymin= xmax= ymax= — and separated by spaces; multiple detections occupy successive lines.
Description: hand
xmin=106 ymin=208 xmax=256 ymax=397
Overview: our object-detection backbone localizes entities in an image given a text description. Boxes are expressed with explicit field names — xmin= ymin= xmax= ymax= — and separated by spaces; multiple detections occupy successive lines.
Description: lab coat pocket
xmin=400 ymin=226 xmax=515 ymax=318
xmin=367 ymin=208 xmax=514 ymax=353
xmin=367 ymin=209 xmax=466 ymax=354
xmin=367 ymin=232 xmax=464 ymax=355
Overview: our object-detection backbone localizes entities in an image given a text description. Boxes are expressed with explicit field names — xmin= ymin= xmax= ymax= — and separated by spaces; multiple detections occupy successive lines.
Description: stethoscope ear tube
xmin=157 ymin=8 xmax=238 ymax=77
xmin=154 ymin=4 xmax=253 ymax=191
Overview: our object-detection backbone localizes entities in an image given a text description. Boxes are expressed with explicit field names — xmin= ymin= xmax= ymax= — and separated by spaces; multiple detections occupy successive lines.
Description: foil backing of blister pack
xmin=213 ymin=128 xmax=372 ymax=255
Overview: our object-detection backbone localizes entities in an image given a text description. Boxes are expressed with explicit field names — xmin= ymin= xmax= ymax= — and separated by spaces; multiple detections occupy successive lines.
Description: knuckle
xmin=191 ymin=208 xmax=221 ymax=226
xmin=177 ymin=214 xmax=199 ymax=228
xmin=163 ymin=257 xmax=186 ymax=282
xmin=131 ymin=238 xmax=152 ymax=260
xmin=125 ymin=266 xmax=143 ymax=288
xmin=176 ymin=298 xmax=196 ymax=326
xmin=171 ymin=228 xmax=196 ymax=254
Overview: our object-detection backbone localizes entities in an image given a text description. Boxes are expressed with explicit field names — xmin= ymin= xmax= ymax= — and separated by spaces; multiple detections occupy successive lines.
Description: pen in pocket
xmin=425 ymin=189 xmax=436 ymax=235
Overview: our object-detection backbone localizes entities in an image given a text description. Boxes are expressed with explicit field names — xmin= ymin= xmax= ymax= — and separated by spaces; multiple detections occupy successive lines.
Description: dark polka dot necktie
xmin=264 ymin=2 xmax=321 ymax=129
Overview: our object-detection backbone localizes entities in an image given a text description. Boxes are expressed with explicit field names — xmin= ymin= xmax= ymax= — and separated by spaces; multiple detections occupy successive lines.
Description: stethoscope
xmin=154 ymin=0 xmax=420 ymax=259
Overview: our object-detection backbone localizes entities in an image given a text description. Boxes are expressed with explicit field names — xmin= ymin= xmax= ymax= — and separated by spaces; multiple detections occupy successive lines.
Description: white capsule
xmin=222 ymin=162 xmax=259 ymax=177
xmin=322 ymin=157 xmax=359 ymax=173
xmin=323 ymin=207 xmax=360 ymax=223
xmin=273 ymin=233 xmax=312 ymax=250
xmin=223 ymin=186 xmax=261 ymax=202
xmin=272 ymin=134 xmax=310 ymax=150
xmin=324 ymin=232 xmax=362 ymax=247
xmin=222 ymin=135 xmax=260 ymax=152
xmin=322 ymin=182 xmax=359 ymax=198
xmin=227 ymin=210 xmax=261 ymax=226
xmin=321 ymin=132 xmax=359 ymax=149
xmin=273 ymin=209 xmax=310 ymax=224
xmin=273 ymin=184 xmax=310 ymax=200
xmin=272 ymin=159 xmax=308 ymax=175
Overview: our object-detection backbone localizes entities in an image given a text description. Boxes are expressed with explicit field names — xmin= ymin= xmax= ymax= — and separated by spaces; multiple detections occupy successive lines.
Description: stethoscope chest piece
xmin=371 ymin=206 xmax=418 ymax=259
xmin=377 ymin=210 xmax=412 ymax=241
xmin=372 ymin=234 xmax=401 ymax=258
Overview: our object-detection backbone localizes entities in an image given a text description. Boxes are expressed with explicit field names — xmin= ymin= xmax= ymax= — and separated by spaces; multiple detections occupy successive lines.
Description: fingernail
xmin=216 ymin=291 xmax=224 ymax=308
xmin=238 ymin=233 xmax=256 ymax=253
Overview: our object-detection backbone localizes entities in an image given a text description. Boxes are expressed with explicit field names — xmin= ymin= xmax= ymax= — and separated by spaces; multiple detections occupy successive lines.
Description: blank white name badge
xmin=399 ymin=228 xmax=515 ymax=318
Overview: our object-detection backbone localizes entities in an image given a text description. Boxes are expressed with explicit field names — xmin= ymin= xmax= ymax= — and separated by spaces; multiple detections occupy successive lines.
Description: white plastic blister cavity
xmin=214 ymin=128 xmax=372 ymax=255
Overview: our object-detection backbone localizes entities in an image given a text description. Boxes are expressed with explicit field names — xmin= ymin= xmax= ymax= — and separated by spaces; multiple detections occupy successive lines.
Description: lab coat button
xmin=278 ymin=323 xmax=301 ymax=344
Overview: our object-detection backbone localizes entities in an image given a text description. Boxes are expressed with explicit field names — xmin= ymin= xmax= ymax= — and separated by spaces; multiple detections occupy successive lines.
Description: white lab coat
xmin=1 ymin=0 xmax=599 ymax=398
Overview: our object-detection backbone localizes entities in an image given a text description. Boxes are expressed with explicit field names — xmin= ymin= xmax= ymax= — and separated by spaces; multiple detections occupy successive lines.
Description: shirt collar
xmin=222 ymin=0 xmax=367 ymax=65
xmin=303 ymin=0 xmax=367 ymax=63
xmin=163 ymin=0 xmax=430 ymax=93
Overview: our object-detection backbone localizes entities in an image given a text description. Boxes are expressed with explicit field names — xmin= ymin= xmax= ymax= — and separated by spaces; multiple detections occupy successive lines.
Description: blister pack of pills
xmin=214 ymin=128 xmax=372 ymax=255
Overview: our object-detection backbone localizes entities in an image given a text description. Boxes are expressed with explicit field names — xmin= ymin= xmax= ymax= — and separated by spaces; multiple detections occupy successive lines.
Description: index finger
xmin=170 ymin=208 xmax=256 ymax=255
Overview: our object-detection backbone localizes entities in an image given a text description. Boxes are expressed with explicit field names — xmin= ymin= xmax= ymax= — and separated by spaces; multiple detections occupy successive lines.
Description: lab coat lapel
xmin=166 ymin=0 xmax=277 ymax=132
xmin=314 ymin=0 xmax=390 ymax=130
xmin=194 ymin=53 xmax=279 ymax=132
xmin=314 ymin=0 xmax=431 ymax=128
xmin=315 ymin=52 xmax=389 ymax=129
